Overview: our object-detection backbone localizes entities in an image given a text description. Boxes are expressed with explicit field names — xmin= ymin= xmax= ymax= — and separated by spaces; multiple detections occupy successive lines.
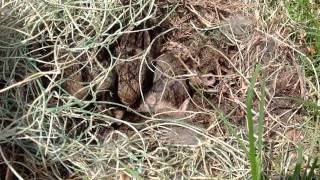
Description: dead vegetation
xmin=0 ymin=0 xmax=319 ymax=179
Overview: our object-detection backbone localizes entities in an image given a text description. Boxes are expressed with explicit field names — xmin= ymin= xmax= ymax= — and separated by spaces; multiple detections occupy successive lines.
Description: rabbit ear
xmin=179 ymin=98 xmax=190 ymax=112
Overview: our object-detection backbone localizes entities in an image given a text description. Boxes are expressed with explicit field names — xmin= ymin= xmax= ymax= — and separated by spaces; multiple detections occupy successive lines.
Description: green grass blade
xmin=306 ymin=157 xmax=318 ymax=180
xmin=257 ymin=72 xmax=266 ymax=172
xmin=291 ymin=144 xmax=303 ymax=180
xmin=246 ymin=65 xmax=261 ymax=180
xmin=118 ymin=160 xmax=143 ymax=180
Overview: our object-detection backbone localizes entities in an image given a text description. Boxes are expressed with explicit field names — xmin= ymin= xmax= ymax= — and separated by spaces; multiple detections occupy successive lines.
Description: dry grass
xmin=0 ymin=0 xmax=319 ymax=179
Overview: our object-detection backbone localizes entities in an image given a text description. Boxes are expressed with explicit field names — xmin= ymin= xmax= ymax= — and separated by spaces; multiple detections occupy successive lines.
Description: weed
xmin=245 ymin=65 xmax=265 ymax=180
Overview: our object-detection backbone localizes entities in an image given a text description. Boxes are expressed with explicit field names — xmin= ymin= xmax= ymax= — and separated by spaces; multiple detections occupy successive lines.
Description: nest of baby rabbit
xmin=1 ymin=0 xmax=317 ymax=179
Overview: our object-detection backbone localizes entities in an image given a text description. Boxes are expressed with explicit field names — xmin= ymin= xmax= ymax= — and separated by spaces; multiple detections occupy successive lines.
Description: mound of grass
xmin=0 ymin=0 xmax=319 ymax=179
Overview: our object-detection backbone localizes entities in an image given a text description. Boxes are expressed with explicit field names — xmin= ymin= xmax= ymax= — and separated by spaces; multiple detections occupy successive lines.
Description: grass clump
xmin=0 ymin=0 xmax=162 ymax=178
xmin=0 ymin=0 xmax=320 ymax=179
xmin=287 ymin=0 xmax=320 ymax=56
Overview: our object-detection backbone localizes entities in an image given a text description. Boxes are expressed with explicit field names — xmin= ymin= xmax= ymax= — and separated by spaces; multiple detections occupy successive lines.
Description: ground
xmin=0 ymin=0 xmax=319 ymax=179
